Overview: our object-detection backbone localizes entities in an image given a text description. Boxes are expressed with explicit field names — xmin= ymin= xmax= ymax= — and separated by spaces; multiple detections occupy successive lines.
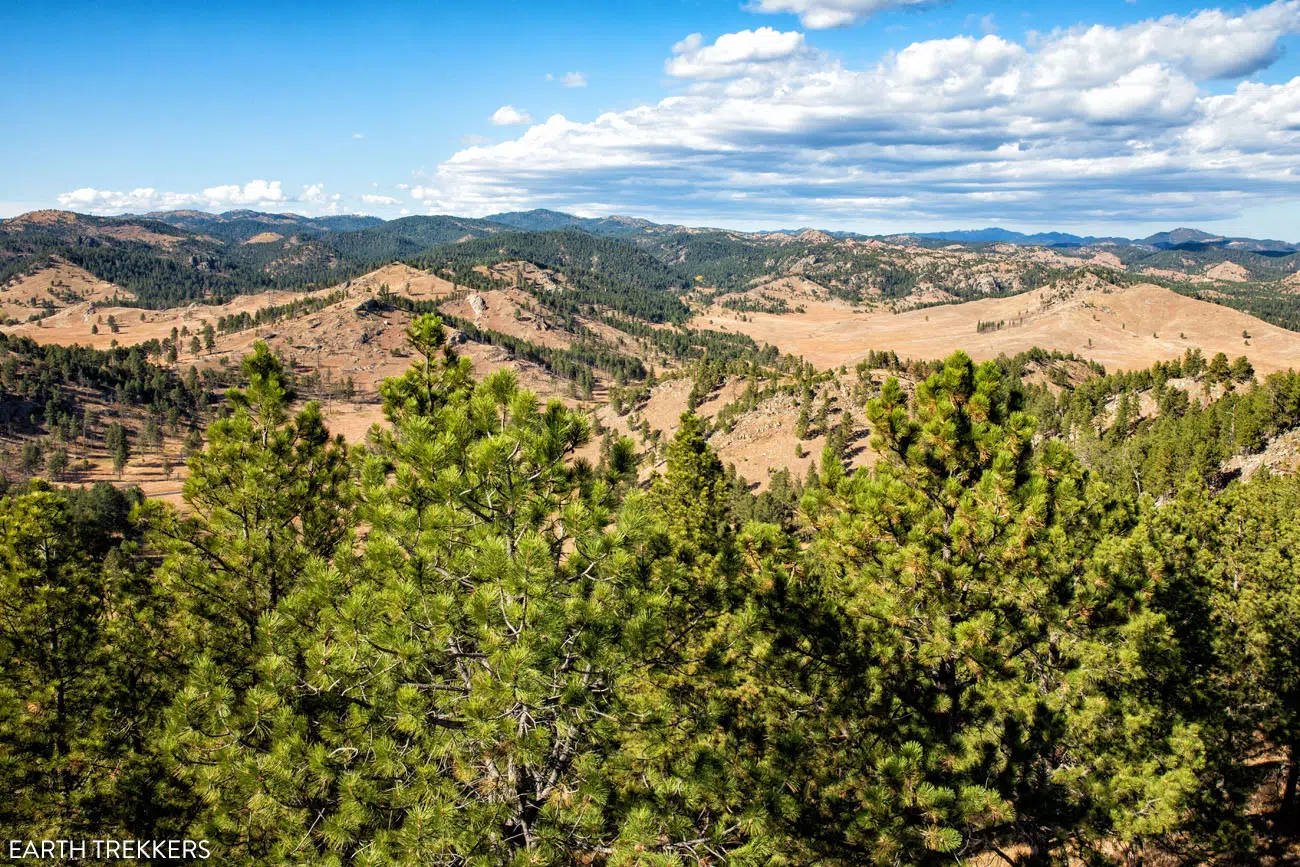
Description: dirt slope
xmin=1 ymin=261 xmax=134 ymax=321
xmin=695 ymin=280 xmax=1300 ymax=374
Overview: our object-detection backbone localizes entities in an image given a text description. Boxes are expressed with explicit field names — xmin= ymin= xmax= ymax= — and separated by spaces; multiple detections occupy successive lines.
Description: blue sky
xmin=4 ymin=0 xmax=1300 ymax=237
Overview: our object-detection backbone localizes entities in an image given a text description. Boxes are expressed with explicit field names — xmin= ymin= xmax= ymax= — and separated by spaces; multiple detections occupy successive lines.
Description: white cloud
xmin=58 ymin=187 xmax=202 ymax=213
xmin=425 ymin=3 xmax=1300 ymax=226
xmin=54 ymin=180 xmax=347 ymax=216
xmin=561 ymin=71 xmax=587 ymax=87
xmin=666 ymin=28 xmax=810 ymax=79
xmin=1078 ymin=64 xmax=1198 ymax=123
xmin=201 ymin=179 xmax=285 ymax=205
xmin=58 ymin=179 xmax=286 ymax=214
xmin=299 ymin=183 xmax=327 ymax=203
xmin=352 ymin=132 xmax=365 ymax=139
xmin=1032 ymin=1 xmax=1300 ymax=86
xmin=490 ymin=105 xmax=533 ymax=125
xmin=1184 ymin=77 xmax=1300 ymax=151
xmin=361 ymin=194 xmax=402 ymax=206
xmin=747 ymin=0 xmax=932 ymax=29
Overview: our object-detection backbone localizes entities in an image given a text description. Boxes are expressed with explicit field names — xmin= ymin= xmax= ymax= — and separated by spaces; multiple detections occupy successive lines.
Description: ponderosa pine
xmin=763 ymin=351 xmax=1201 ymax=865
xmin=0 ymin=482 xmax=188 ymax=846
xmin=139 ymin=341 xmax=357 ymax=862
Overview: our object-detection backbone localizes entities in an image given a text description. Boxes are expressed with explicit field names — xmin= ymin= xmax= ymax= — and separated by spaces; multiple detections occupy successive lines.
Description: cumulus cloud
xmin=58 ymin=187 xmax=202 ymax=213
xmin=1078 ymin=64 xmax=1199 ymax=123
xmin=204 ymin=179 xmax=285 ymax=205
xmin=666 ymin=28 xmax=811 ymax=80
xmin=1032 ymin=1 xmax=1300 ymax=85
xmin=58 ymin=180 xmax=286 ymax=214
xmin=1185 ymin=77 xmax=1300 ymax=151
xmin=747 ymin=0 xmax=933 ymax=29
xmin=299 ymin=183 xmax=328 ymax=204
xmin=561 ymin=71 xmax=587 ymax=87
xmin=490 ymin=105 xmax=533 ymax=125
xmin=55 ymin=180 xmax=351 ymax=216
xmin=352 ymin=132 xmax=365 ymax=139
xmin=424 ymin=2 xmax=1300 ymax=226
xmin=361 ymin=194 xmax=402 ymax=206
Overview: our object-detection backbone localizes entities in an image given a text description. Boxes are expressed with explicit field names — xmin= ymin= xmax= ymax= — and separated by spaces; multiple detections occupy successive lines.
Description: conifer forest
xmin=4 ymin=312 xmax=1300 ymax=865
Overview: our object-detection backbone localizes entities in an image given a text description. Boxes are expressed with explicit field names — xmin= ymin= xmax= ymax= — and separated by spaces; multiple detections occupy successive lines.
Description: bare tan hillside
xmin=1 ymin=261 xmax=134 ymax=321
xmin=0 ymin=263 xmax=456 ymax=352
xmin=244 ymin=232 xmax=284 ymax=244
xmin=344 ymin=262 xmax=462 ymax=300
xmin=695 ymin=279 xmax=1300 ymax=374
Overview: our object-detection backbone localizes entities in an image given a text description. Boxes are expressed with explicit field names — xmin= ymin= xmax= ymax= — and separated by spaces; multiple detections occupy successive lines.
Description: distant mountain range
xmin=86 ymin=206 xmax=1292 ymax=253
xmin=143 ymin=208 xmax=386 ymax=240
xmin=482 ymin=210 xmax=1300 ymax=253
xmin=900 ymin=226 xmax=1300 ymax=252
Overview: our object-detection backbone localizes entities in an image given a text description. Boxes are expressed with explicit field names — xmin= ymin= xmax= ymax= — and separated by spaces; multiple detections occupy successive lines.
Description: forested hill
xmin=0 ymin=211 xmax=517 ymax=308
xmin=0 ymin=211 xmax=363 ymax=307
xmin=139 ymin=209 xmax=385 ymax=242
xmin=485 ymin=208 xmax=661 ymax=236
xmin=7 ymin=208 xmax=1300 ymax=331
xmin=411 ymin=229 xmax=695 ymax=321
xmin=321 ymin=214 xmax=509 ymax=261
xmin=0 ymin=210 xmax=692 ymax=311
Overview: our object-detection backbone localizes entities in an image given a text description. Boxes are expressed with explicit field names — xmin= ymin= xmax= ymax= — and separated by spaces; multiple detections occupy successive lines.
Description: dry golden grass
xmin=694 ymin=279 xmax=1300 ymax=375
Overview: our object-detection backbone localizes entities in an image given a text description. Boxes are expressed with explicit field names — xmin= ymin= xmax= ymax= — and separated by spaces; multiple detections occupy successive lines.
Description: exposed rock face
xmin=797 ymin=230 xmax=835 ymax=244
xmin=467 ymin=292 xmax=487 ymax=321
xmin=1223 ymin=427 xmax=1300 ymax=483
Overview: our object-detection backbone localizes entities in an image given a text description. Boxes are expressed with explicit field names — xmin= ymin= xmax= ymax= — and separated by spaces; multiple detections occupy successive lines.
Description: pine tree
xmin=795 ymin=405 xmax=810 ymax=439
xmin=0 ymin=484 xmax=189 ymax=845
xmin=0 ymin=489 xmax=108 ymax=839
xmin=1208 ymin=352 xmax=1232 ymax=385
xmin=1108 ymin=389 xmax=1134 ymax=443
xmin=138 ymin=341 xmax=357 ymax=861
xmin=1216 ymin=476 xmax=1300 ymax=825
xmin=44 ymin=448 xmax=68 ymax=479
xmin=142 ymin=417 xmax=161 ymax=453
xmin=105 ymin=423 xmax=129 ymax=477
xmin=1140 ymin=474 xmax=1300 ymax=849
xmin=163 ymin=319 xmax=766 ymax=864
xmin=765 ymin=352 xmax=1201 ymax=865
